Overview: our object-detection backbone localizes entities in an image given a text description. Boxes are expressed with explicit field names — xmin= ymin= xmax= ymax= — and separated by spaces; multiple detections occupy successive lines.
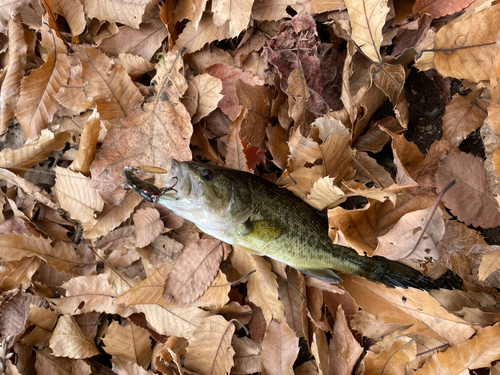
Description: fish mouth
xmin=165 ymin=160 xmax=200 ymax=199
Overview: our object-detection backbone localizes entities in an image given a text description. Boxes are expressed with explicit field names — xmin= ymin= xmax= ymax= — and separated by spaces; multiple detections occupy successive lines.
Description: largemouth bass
xmin=125 ymin=161 xmax=442 ymax=290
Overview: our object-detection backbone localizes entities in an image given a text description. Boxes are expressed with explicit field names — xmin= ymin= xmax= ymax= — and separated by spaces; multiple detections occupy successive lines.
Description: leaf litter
xmin=2 ymin=1 xmax=500 ymax=374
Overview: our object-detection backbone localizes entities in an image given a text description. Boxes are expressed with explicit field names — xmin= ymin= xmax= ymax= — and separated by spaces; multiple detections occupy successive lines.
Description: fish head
xmin=158 ymin=160 xmax=253 ymax=231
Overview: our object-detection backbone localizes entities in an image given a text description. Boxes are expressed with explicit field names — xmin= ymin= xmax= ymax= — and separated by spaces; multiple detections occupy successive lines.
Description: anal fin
xmin=297 ymin=268 xmax=343 ymax=284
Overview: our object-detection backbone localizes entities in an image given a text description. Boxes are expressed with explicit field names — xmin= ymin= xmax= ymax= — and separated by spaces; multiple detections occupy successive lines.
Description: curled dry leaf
xmin=435 ymin=151 xmax=500 ymax=228
xmin=163 ymin=238 xmax=224 ymax=305
xmin=102 ymin=321 xmax=152 ymax=368
xmin=0 ymin=129 xmax=70 ymax=171
xmin=49 ymin=315 xmax=99 ymax=359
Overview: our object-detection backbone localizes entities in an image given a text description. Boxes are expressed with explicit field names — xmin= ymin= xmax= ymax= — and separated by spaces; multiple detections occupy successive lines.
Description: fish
xmin=125 ymin=160 xmax=456 ymax=290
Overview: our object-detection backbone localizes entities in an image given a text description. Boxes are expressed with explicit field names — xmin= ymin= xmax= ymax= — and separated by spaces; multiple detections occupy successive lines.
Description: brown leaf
xmin=329 ymin=306 xmax=363 ymax=375
xmin=80 ymin=0 xmax=150 ymax=29
xmin=54 ymin=0 xmax=86 ymax=35
xmin=69 ymin=109 xmax=101 ymax=174
xmin=413 ymin=0 xmax=475 ymax=19
xmin=133 ymin=208 xmax=164 ymax=248
xmin=0 ymin=256 xmax=41 ymax=291
xmin=77 ymin=47 xmax=143 ymax=125
xmin=231 ymin=246 xmax=284 ymax=324
xmin=185 ymin=73 xmax=223 ymax=124
xmin=0 ymin=232 xmax=82 ymax=273
xmin=184 ymin=315 xmax=235 ymax=375
xmin=53 ymin=166 xmax=105 ymax=230
xmin=118 ymin=53 xmax=156 ymax=78
xmin=102 ymin=321 xmax=152 ymax=368
xmin=266 ymin=124 xmax=289 ymax=170
xmin=49 ymin=315 xmax=100 ymax=358
xmin=478 ymin=250 xmax=500 ymax=281
xmin=442 ymin=89 xmax=488 ymax=146
xmin=206 ymin=63 xmax=264 ymax=121
xmin=89 ymin=52 xmax=191 ymax=205
xmin=0 ymin=291 xmax=45 ymax=339
xmin=0 ymin=19 xmax=27 ymax=134
xmin=35 ymin=349 xmax=73 ymax=375
xmin=252 ymin=0 xmax=294 ymax=21
xmin=345 ymin=0 xmax=389 ymax=64
xmin=231 ymin=336 xmax=261 ymax=375
xmin=163 ymin=239 xmax=224 ymax=305
xmin=436 ymin=151 xmax=500 ymax=228
xmin=51 ymin=274 xmax=135 ymax=316
xmin=226 ymin=110 xmax=250 ymax=171
xmin=414 ymin=322 xmax=500 ymax=374
xmin=278 ymin=268 xmax=307 ymax=338
xmin=99 ymin=18 xmax=169 ymax=61
xmin=416 ymin=4 xmax=500 ymax=82
xmin=261 ymin=319 xmax=299 ymax=375
xmin=15 ymin=52 xmax=69 ymax=140
xmin=341 ymin=275 xmax=475 ymax=345
xmin=213 ymin=0 xmax=252 ymax=38
xmin=174 ymin=12 xmax=230 ymax=54
xmin=0 ymin=129 xmax=71 ymax=172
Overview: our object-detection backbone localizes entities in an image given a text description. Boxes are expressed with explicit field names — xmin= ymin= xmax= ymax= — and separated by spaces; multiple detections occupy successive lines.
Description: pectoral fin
xmin=240 ymin=220 xmax=284 ymax=241
xmin=297 ymin=268 xmax=343 ymax=284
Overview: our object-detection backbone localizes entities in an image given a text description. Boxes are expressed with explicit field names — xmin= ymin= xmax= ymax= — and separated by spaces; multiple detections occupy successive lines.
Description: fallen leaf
xmin=49 ymin=315 xmax=99 ymax=358
xmin=435 ymin=151 xmax=500 ymax=228
xmin=15 ymin=52 xmax=69 ymax=140
xmin=261 ymin=319 xmax=299 ymax=375
xmin=184 ymin=315 xmax=235 ymax=375
xmin=414 ymin=322 xmax=500 ymax=374
xmin=212 ymin=0 xmax=253 ymax=37
xmin=163 ymin=238 xmax=223 ymax=305
xmin=102 ymin=321 xmax=152 ymax=368
xmin=80 ymin=0 xmax=150 ymax=29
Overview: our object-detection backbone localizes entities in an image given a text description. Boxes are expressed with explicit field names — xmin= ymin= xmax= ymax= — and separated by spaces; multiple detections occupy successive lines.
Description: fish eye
xmin=200 ymin=169 xmax=215 ymax=181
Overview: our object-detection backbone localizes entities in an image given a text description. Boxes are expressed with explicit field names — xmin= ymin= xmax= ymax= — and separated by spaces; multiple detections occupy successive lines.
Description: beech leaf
xmin=435 ymin=152 xmax=500 ymax=228
xmin=15 ymin=52 xmax=69 ymax=140
xmin=261 ymin=319 xmax=299 ymax=375
xmin=49 ymin=315 xmax=99 ymax=359
xmin=79 ymin=0 xmax=150 ymax=29
xmin=163 ymin=238 xmax=224 ymax=305
xmin=184 ymin=315 xmax=235 ymax=375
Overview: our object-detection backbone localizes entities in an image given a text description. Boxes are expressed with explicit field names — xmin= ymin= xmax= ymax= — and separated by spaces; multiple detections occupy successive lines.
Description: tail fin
xmin=369 ymin=256 xmax=438 ymax=290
